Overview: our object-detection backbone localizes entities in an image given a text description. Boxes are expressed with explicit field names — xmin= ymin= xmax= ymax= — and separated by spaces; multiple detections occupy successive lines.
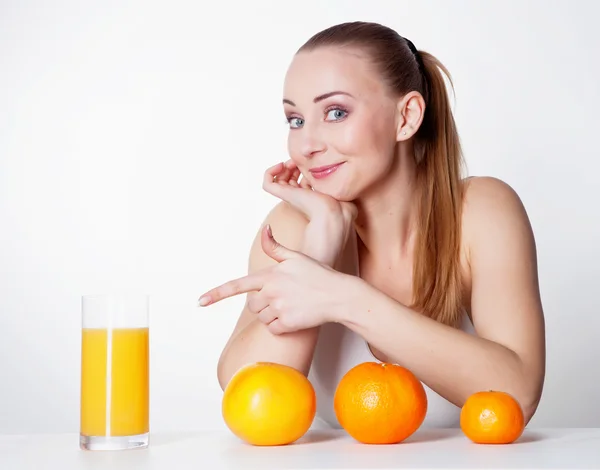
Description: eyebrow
xmin=283 ymin=91 xmax=354 ymax=107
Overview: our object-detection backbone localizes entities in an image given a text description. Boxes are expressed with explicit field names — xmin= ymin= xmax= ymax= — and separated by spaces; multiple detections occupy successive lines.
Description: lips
xmin=309 ymin=162 xmax=345 ymax=179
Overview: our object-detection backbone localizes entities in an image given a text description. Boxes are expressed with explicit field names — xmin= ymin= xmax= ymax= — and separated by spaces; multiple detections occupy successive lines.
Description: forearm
xmin=217 ymin=321 xmax=319 ymax=389
xmin=217 ymin=219 xmax=343 ymax=389
xmin=338 ymin=278 xmax=541 ymax=422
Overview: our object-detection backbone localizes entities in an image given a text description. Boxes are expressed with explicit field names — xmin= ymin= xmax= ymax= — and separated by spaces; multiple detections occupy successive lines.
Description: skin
xmin=201 ymin=46 xmax=546 ymax=425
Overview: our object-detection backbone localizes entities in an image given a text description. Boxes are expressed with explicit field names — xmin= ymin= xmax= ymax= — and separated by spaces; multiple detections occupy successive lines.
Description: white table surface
xmin=1 ymin=428 xmax=599 ymax=469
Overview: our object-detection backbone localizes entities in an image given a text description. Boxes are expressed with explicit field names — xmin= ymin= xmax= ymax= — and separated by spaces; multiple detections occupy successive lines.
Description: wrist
xmin=302 ymin=218 xmax=346 ymax=266
xmin=310 ymin=208 xmax=345 ymax=227
xmin=328 ymin=273 xmax=371 ymax=324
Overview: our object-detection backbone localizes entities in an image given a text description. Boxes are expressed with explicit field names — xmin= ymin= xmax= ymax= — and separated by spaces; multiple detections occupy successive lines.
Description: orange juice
xmin=80 ymin=327 xmax=149 ymax=437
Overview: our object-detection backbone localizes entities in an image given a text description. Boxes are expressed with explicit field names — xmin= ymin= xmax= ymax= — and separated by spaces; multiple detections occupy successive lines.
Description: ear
xmin=395 ymin=91 xmax=426 ymax=142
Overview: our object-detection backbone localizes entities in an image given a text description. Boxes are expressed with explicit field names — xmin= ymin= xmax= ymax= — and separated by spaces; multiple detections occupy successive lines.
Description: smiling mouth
xmin=309 ymin=162 xmax=345 ymax=179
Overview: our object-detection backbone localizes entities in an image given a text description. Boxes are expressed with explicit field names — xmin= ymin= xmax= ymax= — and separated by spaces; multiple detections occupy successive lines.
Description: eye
xmin=287 ymin=117 xmax=305 ymax=129
xmin=325 ymin=108 xmax=348 ymax=121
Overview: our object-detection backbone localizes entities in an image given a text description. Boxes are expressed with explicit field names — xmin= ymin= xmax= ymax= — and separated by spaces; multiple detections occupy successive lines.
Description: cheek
xmin=335 ymin=112 xmax=396 ymax=164
xmin=286 ymin=133 xmax=303 ymax=165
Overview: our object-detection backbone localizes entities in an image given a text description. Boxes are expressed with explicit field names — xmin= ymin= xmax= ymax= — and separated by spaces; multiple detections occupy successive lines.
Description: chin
xmin=311 ymin=183 xmax=358 ymax=202
xmin=305 ymin=165 xmax=364 ymax=201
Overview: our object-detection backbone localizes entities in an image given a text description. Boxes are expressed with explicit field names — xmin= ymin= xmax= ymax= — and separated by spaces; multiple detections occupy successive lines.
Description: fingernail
xmin=266 ymin=224 xmax=273 ymax=238
xmin=198 ymin=296 xmax=211 ymax=307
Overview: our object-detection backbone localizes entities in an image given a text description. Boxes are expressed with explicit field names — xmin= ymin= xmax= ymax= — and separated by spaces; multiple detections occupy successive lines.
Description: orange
xmin=333 ymin=362 xmax=427 ymax=444
xmin=460 ymin=390 xmax=525 ymax=444
xmin=221 ymin=362 xmax=316 ymax=446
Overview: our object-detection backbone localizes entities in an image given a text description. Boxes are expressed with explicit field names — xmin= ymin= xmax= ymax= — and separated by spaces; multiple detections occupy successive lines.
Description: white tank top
xmin=308 ymin=314 xmax=476 ymax=430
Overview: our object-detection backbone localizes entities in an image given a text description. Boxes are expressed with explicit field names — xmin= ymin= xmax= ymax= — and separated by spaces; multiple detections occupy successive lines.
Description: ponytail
xmin=411 ymin=51 xmax=466 ymax=327
xmin=299 ymin=22 xmax=467 ymax=327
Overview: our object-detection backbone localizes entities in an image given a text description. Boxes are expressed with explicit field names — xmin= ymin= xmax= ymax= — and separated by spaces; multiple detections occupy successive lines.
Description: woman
xmin=198 ymin=21 xmax=546 ymax=429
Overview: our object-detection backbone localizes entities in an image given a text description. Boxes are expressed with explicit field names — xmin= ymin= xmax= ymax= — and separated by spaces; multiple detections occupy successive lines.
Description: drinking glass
xmin=80 ymin=294 xmax=149 ymax=450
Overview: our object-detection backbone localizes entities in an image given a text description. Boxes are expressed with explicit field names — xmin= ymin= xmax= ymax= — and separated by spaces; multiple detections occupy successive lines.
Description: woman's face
xmin=283 ymin=46 xmax=401 ymax=201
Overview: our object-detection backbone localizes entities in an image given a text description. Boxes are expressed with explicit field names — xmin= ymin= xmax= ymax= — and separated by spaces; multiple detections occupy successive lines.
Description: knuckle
xmin=278 ymin=315 xmax=294 ymax=330
xmin=271 ymin=298 xmax=285 ymax=312
xmin=228 ymin=280 xmax=241 ymax=295
xmin=246 ymin=294 xmax=257 ymax=312
xmin=261 ymin=286 xmax=274 ymax=302
xmin=260 ymin=284 xmax=271 ymax=297
xmin=258 ymin=311 xmax=269 ymax=323
xmin=322 ymin=198 xmax=342 ymax=214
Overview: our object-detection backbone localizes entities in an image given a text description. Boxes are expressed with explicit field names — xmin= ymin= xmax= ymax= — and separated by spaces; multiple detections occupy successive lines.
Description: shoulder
xmin=247 ymin=201 xmax=309 ymax=270
xmin=460 ymin=176 xmax=536 ymax=265
xmin=262 ymin=201 xmax=309 ymax=243
xmin=461 ymin=176 xmax=531 ymax=232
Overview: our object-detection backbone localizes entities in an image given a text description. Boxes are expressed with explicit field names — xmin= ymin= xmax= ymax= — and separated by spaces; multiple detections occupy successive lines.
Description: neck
xmin=354 ymin=147 xmax=419 ymax=265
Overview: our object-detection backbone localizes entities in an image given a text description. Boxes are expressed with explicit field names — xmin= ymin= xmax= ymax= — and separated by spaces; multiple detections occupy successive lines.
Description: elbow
xmin=520 ymin=388 xmax=542 ymax=425
xmin=513 ymin=368 xmax=544 ymax=425
xmin=476 ymin=357 xmax=544 ymax=425
xmin=216 ymin=352 xmax=232 ymax=391
xmin=503 ymin=348 xmax=545 ymax=425
xmin=216 ymin=350 xmax=245 ymax=391
xmin=217 ymin=368 xmax=227 ymax=392
xmin=520 ymin=364 xmax=545 ymax=425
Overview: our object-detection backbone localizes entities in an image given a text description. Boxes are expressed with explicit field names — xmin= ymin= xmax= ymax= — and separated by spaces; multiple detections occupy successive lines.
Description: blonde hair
xmin=299 ymin=22 xmax=466 ymax=327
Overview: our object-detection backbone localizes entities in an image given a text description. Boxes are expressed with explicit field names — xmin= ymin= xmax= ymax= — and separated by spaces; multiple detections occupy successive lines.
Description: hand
xmin=198 ymin=224 xmax=348 ymax=335
xmin=264 ymin=160 xmax=358 ymax=265
xmin=264 ymin=160 xmax=357 ymax=224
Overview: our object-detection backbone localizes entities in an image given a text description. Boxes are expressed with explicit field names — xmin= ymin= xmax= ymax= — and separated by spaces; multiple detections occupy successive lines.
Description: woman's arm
xmin=336 ymin=177 xmax=546 ymax=423
xmin=216 ymin=201 xmax=344 ymax=389
xmin=215 ymin=160 xmax=356 ymax=389
xmin=217 ymin=202 xmax=311 ymax=389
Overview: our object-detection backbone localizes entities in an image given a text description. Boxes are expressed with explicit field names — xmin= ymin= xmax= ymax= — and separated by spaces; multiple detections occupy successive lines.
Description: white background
xmin=1 ymin=0 xmax=599 ymax=434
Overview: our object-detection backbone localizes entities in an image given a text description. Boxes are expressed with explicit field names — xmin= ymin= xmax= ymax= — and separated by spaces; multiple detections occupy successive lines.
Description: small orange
xmin=333 ymin=362 xmax=427 ymax=444
xmin=221 ymin=362 xmax=316 ymax=446
xmin=460 ymin=390 xmax=525 ymax=444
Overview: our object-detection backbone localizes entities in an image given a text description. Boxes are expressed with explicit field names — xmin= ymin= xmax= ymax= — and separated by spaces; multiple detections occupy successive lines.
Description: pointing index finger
xmin=198 ymin=273 xmax=264 ymax=306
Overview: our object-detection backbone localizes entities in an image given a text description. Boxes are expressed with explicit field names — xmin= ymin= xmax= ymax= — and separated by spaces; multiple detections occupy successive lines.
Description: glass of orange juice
xmin=80 ymin=294 xmax=149 ymax=450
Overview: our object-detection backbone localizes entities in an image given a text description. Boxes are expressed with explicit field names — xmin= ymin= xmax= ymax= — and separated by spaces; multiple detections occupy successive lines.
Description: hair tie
xmin=404 ymin=38 xmax=418 ymax=55
xmin=403 ymin=37 xmax=428 ymax=100
xmin=404 ymin=37 xmax=423 ymax=69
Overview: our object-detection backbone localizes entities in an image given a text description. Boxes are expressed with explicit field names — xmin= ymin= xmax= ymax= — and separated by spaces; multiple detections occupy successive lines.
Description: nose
xmin=299 ymin=123 xmax=326 ymax=160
